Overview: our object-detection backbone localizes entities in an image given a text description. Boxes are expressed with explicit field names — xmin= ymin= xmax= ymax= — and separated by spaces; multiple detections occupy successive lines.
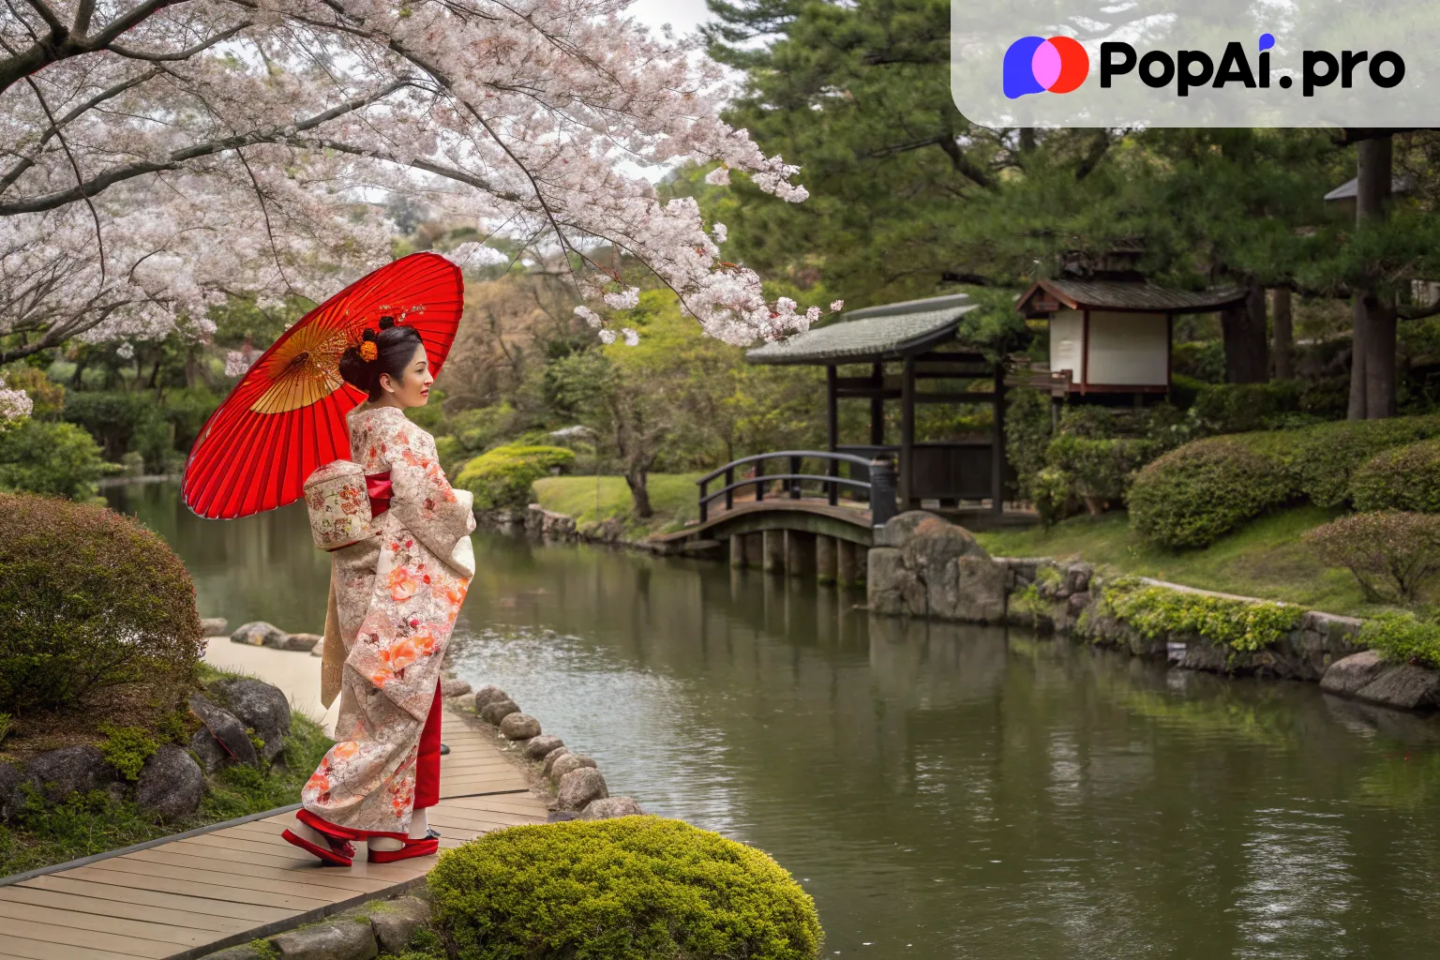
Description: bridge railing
xmin=696 ymin=451 xmax=897 ymax=526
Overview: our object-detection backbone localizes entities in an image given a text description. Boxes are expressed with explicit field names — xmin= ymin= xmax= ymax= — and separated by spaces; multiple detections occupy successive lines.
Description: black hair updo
xmin=339 ymin=316 xmax=426 ymax=402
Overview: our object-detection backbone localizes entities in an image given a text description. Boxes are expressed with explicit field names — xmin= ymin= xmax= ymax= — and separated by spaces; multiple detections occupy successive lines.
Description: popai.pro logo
xmin=1003 ymin=32 xmax=1405 ymax=100
xmin=1003 ymin=36 xmax=1089 ymax=99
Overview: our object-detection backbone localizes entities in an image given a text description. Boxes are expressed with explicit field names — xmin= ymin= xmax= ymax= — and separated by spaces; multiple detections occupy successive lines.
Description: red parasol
xmin=183 ymin=252 xmax=464 ymax=519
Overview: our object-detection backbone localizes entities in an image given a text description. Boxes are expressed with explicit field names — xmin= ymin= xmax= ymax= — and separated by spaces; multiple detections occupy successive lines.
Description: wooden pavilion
xmin=1015 ymin=279 xmax=1246 ymax=403
xmin=746 ymin=293 xmax=1011 ymax=514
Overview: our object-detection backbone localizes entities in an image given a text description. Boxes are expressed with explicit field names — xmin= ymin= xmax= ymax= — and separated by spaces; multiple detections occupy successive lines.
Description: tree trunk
xmin=1271 ymin=288 xmax=1293 ymax=380
xmin=1221 ymin=286 xmax=1269 ymax=383
xmin=625 ymin=466 xmax=653 ymax=518
xmin=1351 ymin=134 xmax=1396 ymax=419
xmin=1348 ymin=297 xmax=1368 ymax=420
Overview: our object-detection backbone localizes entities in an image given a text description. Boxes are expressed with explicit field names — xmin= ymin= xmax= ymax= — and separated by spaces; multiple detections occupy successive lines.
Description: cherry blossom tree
xmin=0 ymin=0 xmax=829 ymax=364
xmin=0 ymin=377 xmax=30 ymax=421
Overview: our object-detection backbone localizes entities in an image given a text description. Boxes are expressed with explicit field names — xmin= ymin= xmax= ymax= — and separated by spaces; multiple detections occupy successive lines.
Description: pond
xmin=109 ymin=481 xmax=1440 ymax=960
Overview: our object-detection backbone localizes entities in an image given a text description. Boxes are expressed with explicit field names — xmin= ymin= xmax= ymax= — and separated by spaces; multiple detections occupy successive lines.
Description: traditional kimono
xmin=300 ymin=404 xmax=475 ymax=838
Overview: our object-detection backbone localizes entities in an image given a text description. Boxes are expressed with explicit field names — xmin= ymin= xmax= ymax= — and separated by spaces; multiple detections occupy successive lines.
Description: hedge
xmin=1128 ymin=414 xmax=1440 ymax=549
xmin=1359 ymin=613 xmax=1440 ymax=670
xmin=0 ymin=493 xmax=204 ymax=713
xmin=454 ymin=443 xmax=575 ymax=510
xmin=1126 ymin=438 xmax=1293 ymax=549
xmin=1350 ymin=440 xmax=1440 ymax=514
xmin=429 ymin=816 xmax=822 ymax=960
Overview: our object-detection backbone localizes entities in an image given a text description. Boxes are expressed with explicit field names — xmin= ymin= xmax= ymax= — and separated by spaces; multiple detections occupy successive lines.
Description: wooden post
xmin=827 ymin=365 xmax=841 ymax=505
xmin=992 ymin=361 xmax=1006 ymax=515
xmin=1080 ymin=310 xmax=1090 ymax=395
xmin=744 ymin=532 xmax=763 ymax=567
xmin=869 ymin=362 xmax=884 ymax=445
xmin=816 ymin=535 xmax=838 ymax=585
xmin=729 ymin=535 xmax=747 ymax=568
xmin=763 ymin=530 xmax=785 ymax=573
xmin=900 ymin=356 xmax=915 ymax=508
xmin=785 ymin=531 xmax=815 ymax=579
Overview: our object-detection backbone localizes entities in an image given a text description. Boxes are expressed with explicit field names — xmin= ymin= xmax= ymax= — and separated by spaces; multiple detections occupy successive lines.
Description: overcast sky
xmin=628 ymin=0 xmax=716 ymax=41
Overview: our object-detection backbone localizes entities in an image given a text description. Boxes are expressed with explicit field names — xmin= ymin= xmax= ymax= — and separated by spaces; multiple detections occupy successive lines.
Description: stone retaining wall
xmin=866 ymin=511 xmax=1440 ymax=713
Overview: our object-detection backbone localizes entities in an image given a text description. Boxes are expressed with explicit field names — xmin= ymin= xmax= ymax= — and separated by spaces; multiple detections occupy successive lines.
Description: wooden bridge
xmin=652 ymin=293 xmax=1034 ymax=578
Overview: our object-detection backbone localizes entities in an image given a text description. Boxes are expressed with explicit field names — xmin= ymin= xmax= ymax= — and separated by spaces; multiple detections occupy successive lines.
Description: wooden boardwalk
xmin=0 ymin=708 xmax=549 ymax=960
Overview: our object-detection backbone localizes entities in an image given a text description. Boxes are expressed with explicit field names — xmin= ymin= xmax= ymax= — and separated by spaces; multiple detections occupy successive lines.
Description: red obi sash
xmin=366 ymin=471 xmax=393 ymax=517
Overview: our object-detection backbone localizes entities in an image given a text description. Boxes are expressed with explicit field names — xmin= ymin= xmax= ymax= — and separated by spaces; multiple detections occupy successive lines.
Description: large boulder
xmin=189 ymin=694 xmax=259 ymax=768
xmin=135 ymin=746 xmax=205 ymax=820
xmin=230 ymin=621 xmax=287 ymax=647
xmin=368 ymin=897 xmax=432 ymax=954
xmin=523 ymin=735 xmax=565 ymax=761
xmin=283 ymin=632 xmax=321 ymax=653
xmin=555 ymin=768 xmax=608 ymax=811
xmin=25 ymin=746 xmax=114 ymax=803
xmin=440 ymin=678 xmax=473 ymax=698
xmin=200 ymin=617 xmax=228 ymax=636
xmin=867 ymin=512 xmax=997 ymax=621
xmin=189 ymin=727 xmax=230 ymax=774
xmin=1320 ymin=650 xmax=1389 ymax=697
xmin=480 ymin=699 xmax=521 ymax=725
xmin=209 ymin=679 xmax=291 ymax=762
xmin=548 ymin=753 xmax=597 ymax=783
xmin=0 ymin=762 xmax=23 ymax=820
xmin=500 ymin=713 xmax=541 ymax=740
xmin=269 ymin=920 xmax=378 ymax=960
xmin=579 ymin=796 xmax=643 ymax=820
xmin=1321 ymin=650 xmax=1440 ymax=710
xmin=473 ymin=685 xmax=511 ymax=712
xmin=541 ymin=747 xmax=573 ymax=778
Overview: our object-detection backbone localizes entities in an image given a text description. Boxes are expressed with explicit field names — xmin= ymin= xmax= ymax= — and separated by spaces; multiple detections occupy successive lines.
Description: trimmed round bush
xmin=1350 ymin=440 xmax=1440 ymax=514
xmin=1272 ymin=414 xmax=1440 ymax=508
xmin=455 ymin=443 xmax=575 ymax=511
xmin=1127 ymin=438 xmax=1293 ymax=549
xmin=429 ymin=816 xmax=822 ymax=960
xmin=0 ymin=493 xmax=204 ymax=713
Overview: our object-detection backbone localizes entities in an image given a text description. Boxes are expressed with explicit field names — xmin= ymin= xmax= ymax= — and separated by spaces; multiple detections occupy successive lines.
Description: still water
xmin=109 ymin=481 xmax=1440 ymax=960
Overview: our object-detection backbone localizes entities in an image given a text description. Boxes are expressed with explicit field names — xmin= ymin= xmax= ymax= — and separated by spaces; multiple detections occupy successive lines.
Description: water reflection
xmin=109 ymin=482 xmax=1440 ymax=960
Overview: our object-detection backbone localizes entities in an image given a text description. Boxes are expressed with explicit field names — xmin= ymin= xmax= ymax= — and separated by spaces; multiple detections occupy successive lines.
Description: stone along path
xmin=0 ymin=708 xmax=549 ymax=960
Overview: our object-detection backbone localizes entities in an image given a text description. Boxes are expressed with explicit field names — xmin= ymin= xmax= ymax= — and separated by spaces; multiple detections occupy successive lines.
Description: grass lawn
xmin=533 ymin=474 xmax=702 ymax=538
xmin=973 ymin=505 xmax=1402 ymax=619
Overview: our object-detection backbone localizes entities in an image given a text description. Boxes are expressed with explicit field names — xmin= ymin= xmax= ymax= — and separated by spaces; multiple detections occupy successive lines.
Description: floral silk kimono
xmin=301 ymin=404 xmax=475 ymax=838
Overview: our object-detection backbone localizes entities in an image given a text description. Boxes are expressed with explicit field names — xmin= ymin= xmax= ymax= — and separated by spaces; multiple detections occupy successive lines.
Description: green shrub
xmin=1266 ymin=415 xmax=1440 ymax=509
xmin=1127 ymin=438 xmax=1294 ymax=549
xmin=1004 ymin=389 xmax=1052 ymax=502
xmin=62 ymin=391 xmax=153 ymax=461
xmin=1303 ymin=511 xmax=1440 ymax=604
xmin=429 ymin=816 xmax=821 ymax=960
xmin=1358 ymin=613 xmax=1440 ymax=669
xmin=1350 ymin=440 xmax=1440 ymax=514
xmin=1031 ymin=466 xmax=1074 ymax=530
xmin=1045 ymin=434 xmax=1157 ymax=510
xmin=1171 ymin=341 xmax=1225 ymax=383
xmin=0 ymin=367 xmax=64 ymax=420
xmin=455 ymin=443 xmax=575 ymax=510
xmin=0 ymin=419 xmax=108 ymax=500
xmin=0 ymin=493 xmax=204 ymax=714
xmin=1103 ymin=582 xmax=1304 ymax=653
xmin=1190 ymin=381 xmax=1302 ymax=434
xmin=98 ymin=723 xmax=159 ymax=781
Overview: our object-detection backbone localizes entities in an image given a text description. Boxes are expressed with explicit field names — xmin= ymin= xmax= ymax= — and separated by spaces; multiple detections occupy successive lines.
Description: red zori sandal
xmin=367 ymin=828 xmax=441 ymax=863
xmin=282 ymin=827 xmax=354 ymax=867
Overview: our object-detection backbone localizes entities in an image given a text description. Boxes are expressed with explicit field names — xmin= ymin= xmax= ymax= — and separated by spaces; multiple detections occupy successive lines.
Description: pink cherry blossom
xmin=0 ymin=0 xmax=829 ymax=360
xmin=831 ymin=300 xmax=846 ymax=312
xmin=0 ymin=378 xmax=32 ymax=422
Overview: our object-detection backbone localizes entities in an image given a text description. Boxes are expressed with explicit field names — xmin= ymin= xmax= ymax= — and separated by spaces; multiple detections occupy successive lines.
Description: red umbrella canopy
xmin=183 ymin=252 xmax=464 ymax=519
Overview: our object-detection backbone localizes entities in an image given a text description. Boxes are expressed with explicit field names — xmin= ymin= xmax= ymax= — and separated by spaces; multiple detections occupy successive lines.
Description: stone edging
xmin=865 ymin=511 xmax=1440 ymax=713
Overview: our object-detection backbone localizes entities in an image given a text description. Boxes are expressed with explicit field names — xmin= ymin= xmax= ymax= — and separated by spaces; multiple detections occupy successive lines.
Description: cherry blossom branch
xmin=109 ymin=22 xmax=253 ymax=63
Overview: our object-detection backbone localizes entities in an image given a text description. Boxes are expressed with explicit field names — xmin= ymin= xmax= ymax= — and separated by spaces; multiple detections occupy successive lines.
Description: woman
xmin=283 ymin=316 xmax=476 ymax=866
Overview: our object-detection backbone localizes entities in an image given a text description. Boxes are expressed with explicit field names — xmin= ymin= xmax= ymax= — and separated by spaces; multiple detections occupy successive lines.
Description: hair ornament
xmin=359 ymin=340 xmax=378 ymax=362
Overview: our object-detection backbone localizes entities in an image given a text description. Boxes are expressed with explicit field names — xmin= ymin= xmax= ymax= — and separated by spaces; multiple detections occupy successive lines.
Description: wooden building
xmin=1015 ymin=279 xmax=1246 ymax=402
xmin=746 ymin=293 xmax=1012 ymax=513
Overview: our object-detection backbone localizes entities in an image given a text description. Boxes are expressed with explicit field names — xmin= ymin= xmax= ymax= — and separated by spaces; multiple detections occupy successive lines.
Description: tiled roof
xmin=1019 ymin=279 xmax=1247 ymax=314
xmin=746 ymin=294 xmax=977 ymax=365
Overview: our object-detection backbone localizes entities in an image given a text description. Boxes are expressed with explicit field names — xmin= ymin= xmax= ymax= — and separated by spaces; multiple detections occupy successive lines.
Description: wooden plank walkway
xmin=0 ymin=708 xmax=549 ymax=960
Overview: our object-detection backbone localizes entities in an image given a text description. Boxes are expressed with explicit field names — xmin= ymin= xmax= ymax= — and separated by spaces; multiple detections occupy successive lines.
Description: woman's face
xmin=379 ymin=343 xmax=434 ymax=408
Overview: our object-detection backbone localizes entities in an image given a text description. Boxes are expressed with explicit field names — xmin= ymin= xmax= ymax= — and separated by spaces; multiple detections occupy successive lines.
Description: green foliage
xmin=429 ymin=816 xmax=822 ymax=960
xmin=98 ymin=723 xmax=160 ymax=782
xmin=1004 ymin=389 xmax=1052 ymax=501
xmin=62 ymin=390 xmax=156 ymax=461
xmin=0 ymin=367 xmax=64 ymax=419
xmin=1170 ymin=342 xmax=1225 ymax=383
xmin=1102 ymin=582 xmax=1304 ymax=653
xmin=0 ymin=419 xmax=107 ymax=500
xmin=1188 ymin=381 xmax=1302 ymax=434
xmin=1358 ymin=613 xmax=1440 ymax=669
xmin=1031 ymin=466 xmax=1074 ymax=530
xmin=1128 ymin=415 xmax=1440 ymax=549
xmin=1303 ymin=512 xmax=1440 ymax=605
xmin=0 ymin=711 xmax=331 ymax=876
xmin=1127 ymin=438 xmax=1293 ymax=549
xmin=1350 ymin=441 xmax=1440 ymax=514
xmin=0 ymin=493 xmax=204 ymax=714
xmin=455 ymin=444 xmax=575 ymax=510
xmin=1045 ymin=433 xmax=1158 ymax=509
